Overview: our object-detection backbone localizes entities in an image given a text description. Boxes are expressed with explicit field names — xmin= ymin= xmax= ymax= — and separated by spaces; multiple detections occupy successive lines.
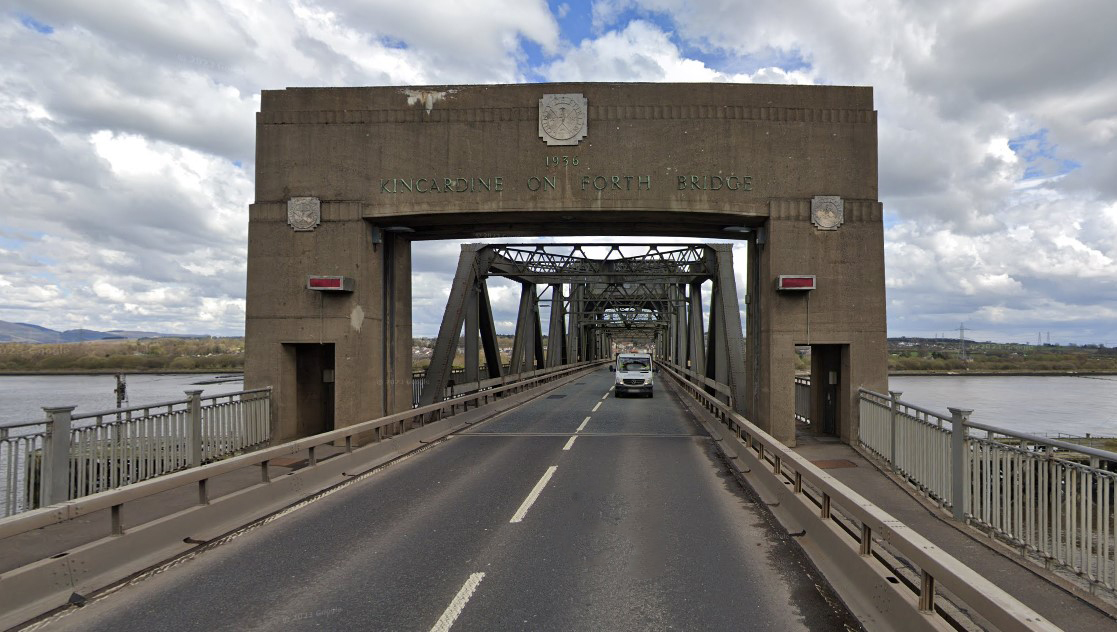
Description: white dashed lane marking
xmin=509 ymin=465 xmax=558 ymax=524
xmin=430 ymin=572 xmax=485 ymax=632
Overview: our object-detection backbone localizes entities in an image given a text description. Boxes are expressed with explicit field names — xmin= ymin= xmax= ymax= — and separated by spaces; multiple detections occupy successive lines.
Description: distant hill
xmin=0 ymin=320 xmax=205 ymax=343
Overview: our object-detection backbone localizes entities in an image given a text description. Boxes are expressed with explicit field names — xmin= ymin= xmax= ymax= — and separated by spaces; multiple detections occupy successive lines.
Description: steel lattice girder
xmin=485 ymin=243 xmax=713 ymax=285
xmin=422 ymin=243 xmax=746 ymax=413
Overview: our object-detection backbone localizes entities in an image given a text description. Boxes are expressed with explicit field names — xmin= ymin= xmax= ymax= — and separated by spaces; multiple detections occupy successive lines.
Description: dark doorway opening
xmin=291 ymin=343 xmax=335 ymax=437
xmin=810 ymin=344 xmax=846 ymax=438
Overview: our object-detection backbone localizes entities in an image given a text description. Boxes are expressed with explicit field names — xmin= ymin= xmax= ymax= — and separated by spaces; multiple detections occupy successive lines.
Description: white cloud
xmin=0 ymin=0 xmax=1114 ymax=345
xmin=542 ymin=20 xmax=811 ymax=84
xmin=563 ymin=0 xmax=1117 ymax=343
xmin=544 ymin=20 xmax=717 ymax=82
xmin=302 ymin=0 xmax=560 ymax=83
xmin=91 ymin=280 xmax=126 ymax=302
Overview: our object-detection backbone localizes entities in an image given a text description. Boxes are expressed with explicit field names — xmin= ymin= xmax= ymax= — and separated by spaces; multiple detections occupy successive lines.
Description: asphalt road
xmin=39 ymin=368 xmax=860 ymax=631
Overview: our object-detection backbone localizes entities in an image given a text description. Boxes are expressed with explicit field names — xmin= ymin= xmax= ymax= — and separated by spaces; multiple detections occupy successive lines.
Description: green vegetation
xmin=794 ymin=351 xmax=809 ymax=372
xmin=0 ymin=338 xmax=244 ymax=373
xmin=888 ymin=338 xmax=1117 ymax=373
xmin=412 ymin=335 xmax=518 ymax=371
xmin=4 ymin=335 xmax=1114 ymax=375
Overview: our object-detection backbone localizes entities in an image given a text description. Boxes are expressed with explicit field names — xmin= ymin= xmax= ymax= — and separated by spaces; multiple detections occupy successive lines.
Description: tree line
xmin=4 ymin=337 xmax=1114 ymax=374
xmin=0 ymin=338 xmax=244 ymax=372
xmin=888 ymin=348 xmax=1117 ymax=372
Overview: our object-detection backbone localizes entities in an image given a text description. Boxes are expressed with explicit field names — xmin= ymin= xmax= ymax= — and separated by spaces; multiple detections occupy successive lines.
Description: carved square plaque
xmin=811 ymin=196 xmax=844 ymax=230
xmin=287 ymin=197 xmax=321 ymax=231
xmin=539 ymin=93 xmax=587 ymax=146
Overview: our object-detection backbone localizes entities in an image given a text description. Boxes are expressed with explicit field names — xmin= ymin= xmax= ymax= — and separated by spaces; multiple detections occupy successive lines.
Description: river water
xmin=0 ymin=373 xmax=1114 ymax=438
xmin=0 ymin=373 xmax=245 ymax=427
xmin=888 ymin=374 xmax=1117 ymax=438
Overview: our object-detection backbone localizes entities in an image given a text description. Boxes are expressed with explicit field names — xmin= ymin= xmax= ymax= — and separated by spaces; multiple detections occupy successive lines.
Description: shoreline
xmin=3 ymin=369 xmax=1116 ymax=378
xmin=0 ymin=369 xmax=244 ymax=376
xmin=888 ymin=370 xmax=1117 ymax=377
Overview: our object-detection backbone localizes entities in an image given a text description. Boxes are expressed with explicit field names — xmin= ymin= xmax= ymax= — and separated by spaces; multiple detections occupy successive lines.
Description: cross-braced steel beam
xmin=422 ymin=243 xmax=749 ymax=413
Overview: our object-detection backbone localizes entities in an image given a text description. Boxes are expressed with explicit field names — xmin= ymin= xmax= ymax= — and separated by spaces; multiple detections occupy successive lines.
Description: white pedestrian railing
xmin=859 ymin=386 xmax=1117 ymax=593
xmin=859 ymin=389 xmax=954 ymax=504
xmin=794 ymin=376 xmax=810 ymax=423
xmin=0 ymin=422 xmax=45 ymax=519
xmin=0 ymin=388 xmax=270 ymax=518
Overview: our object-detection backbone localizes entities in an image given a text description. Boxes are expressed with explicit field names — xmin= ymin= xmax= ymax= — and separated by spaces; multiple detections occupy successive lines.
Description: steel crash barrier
xmin=0 ymin=360 xmax=604 ymax=629
xmin=410 ymin=364 xmax=511 ymax=408
xmin=658 ymin=361 xmax=1058 ymax=632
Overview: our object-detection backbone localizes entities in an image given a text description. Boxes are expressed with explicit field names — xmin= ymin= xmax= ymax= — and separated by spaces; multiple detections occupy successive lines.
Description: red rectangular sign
xmin=307 ymin=276 xmax=353 ymax=291
xmin=308 ymin=277 xmax=341 ymax=288
xmin=777 ymin=275 xmax=816 ymax=290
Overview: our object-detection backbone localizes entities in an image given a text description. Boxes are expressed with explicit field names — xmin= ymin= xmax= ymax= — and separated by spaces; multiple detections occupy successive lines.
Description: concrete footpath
xmin=792 ymin=432 xmax=1117 ymax=630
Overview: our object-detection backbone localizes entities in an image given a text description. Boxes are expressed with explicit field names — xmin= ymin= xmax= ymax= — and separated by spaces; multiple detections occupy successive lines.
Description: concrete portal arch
xmin=246 ymin=83 xmax=887 ymax=445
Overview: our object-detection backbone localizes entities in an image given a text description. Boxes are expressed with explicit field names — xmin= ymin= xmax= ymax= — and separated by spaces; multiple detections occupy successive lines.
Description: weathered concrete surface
xmin=246 ymin=82 xmax=887 ymax=444
xmin=756 ymin=201 xmax=888 ymax=445
xmin=252 ymin=83 xmax=876 ymax=237
xmin=244 ymin=221 xmax=410 ymax=442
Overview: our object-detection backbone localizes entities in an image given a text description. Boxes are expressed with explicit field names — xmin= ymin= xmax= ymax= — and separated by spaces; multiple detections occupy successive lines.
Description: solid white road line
xmin=430 ymin=572 xmax=485 ymax=632
xmin=576 ymin=416 xmax=590 ymax=432
xmin=592 ymin=401 xmax=602 ymax=412
xmin=562 ymin=435 xmax=577 ymax=451
xmin=510 ymin=465 xmax=558 ymax=523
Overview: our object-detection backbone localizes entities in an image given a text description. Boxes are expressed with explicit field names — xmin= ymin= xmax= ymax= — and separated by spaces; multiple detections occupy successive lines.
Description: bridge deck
xmin=41 ymin=369 xmax=858 ymax=631
xmin=793 ymin=436 xmax=1116 ymax=629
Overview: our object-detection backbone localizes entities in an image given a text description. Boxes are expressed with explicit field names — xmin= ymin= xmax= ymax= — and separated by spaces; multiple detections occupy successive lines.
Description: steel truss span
xmin=421 ymin=243 xmax=746 ymax=421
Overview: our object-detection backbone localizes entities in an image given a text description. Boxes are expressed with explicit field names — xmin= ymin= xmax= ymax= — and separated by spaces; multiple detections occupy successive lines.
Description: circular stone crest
xmin=539 ymin=94 xmax=588 ymax=146
xmin=811 ymin=196 xmax=844 ymax=231
xmin=541 ymin=96 xmax=584 ymax=140
xmin=287 ymin=196 xmax=321 ymax=232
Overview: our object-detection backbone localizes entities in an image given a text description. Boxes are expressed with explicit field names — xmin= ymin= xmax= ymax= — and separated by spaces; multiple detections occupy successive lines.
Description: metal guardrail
xmin=0 ymin=389 xmax=271 ymax=519
xmin=0 ymin=360 xmax=600 ymax=541
xmin=859 ymin=389 xmax=954 ymax=505
xmin=0 ymin=422 xmax=44 ymax=519
xmin=660 ymin=361 xmax=1056 ymax=631
xmin=411 ymin=364 xmax=508 ymax=408
xmin=859 ymin=386 xmax=1117 ymax=593
xmin=794 ymin=376 xmax=810 ymax=422
xmin=665 ymin=363 xmax=734 ymax=403
xmin=0 ymin=360 xmax=603 ymax=628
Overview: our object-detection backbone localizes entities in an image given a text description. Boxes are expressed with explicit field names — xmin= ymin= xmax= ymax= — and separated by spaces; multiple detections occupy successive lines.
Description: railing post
xmin=888 ymin=390 xmax=903 ymax=471
xmin=185 ymin=390 xmax=203 ymax=468
xmin=918 ymin=570 xmax=936 ymax=612
xmin=40 ymin=406 xmax=75 ymax=506
xmin=948 ymin=407 xmax=972 ymax=522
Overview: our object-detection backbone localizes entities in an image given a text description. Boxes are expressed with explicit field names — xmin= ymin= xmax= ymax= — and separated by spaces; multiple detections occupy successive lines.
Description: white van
xmin=610 ymin=352 xmax=655 ymax=397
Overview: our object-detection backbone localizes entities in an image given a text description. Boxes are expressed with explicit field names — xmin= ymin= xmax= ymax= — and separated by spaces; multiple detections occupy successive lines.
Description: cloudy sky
xmin=1 ymin=0 xmax=1115 ymax=344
